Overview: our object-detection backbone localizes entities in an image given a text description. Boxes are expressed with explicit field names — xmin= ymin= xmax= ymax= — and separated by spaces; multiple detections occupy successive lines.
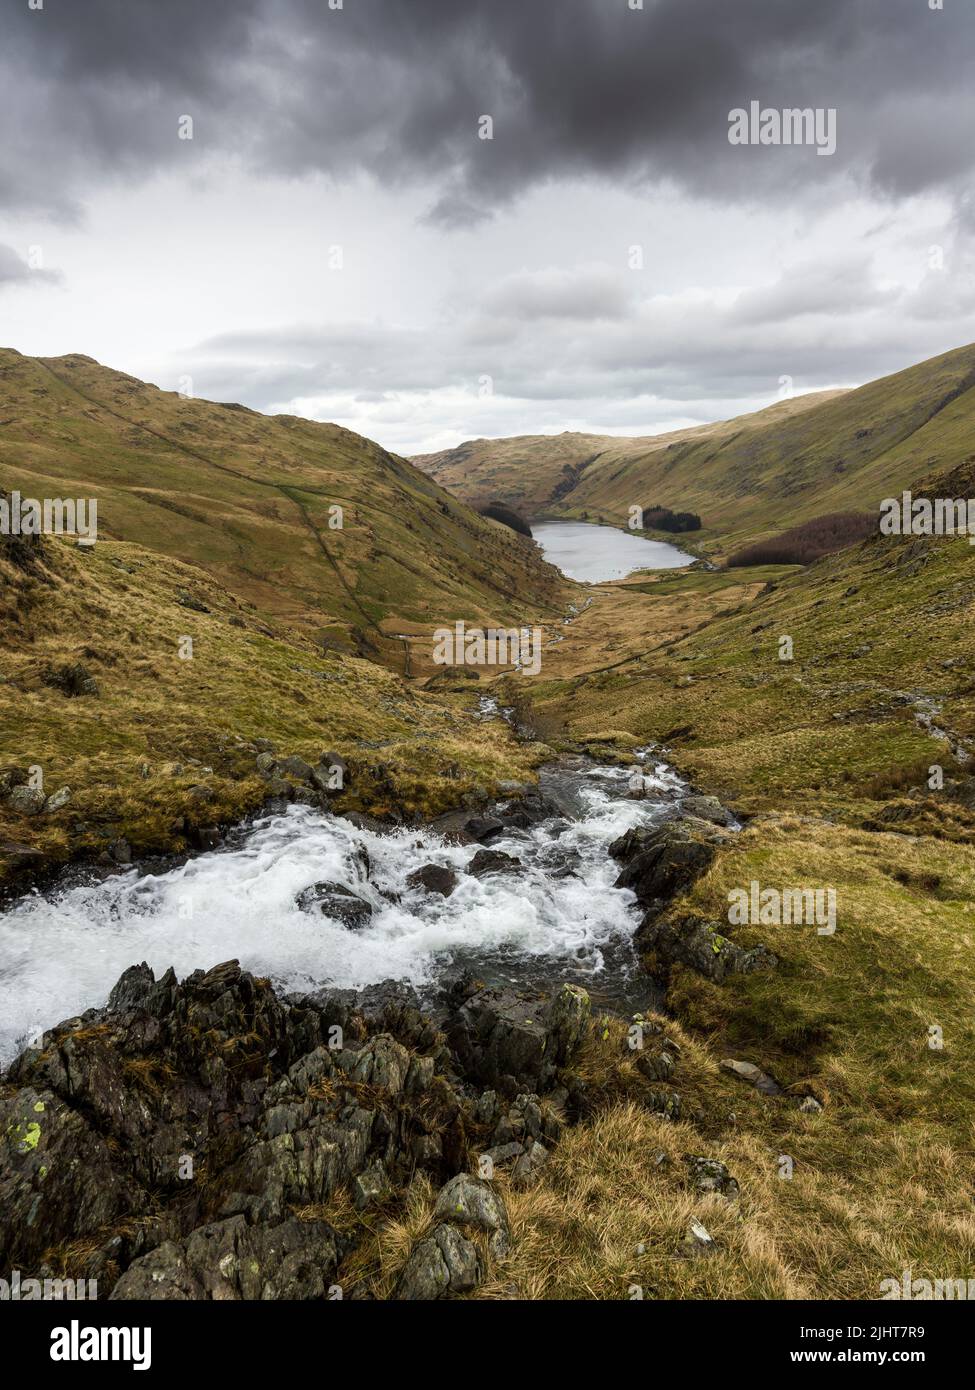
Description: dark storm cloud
xmin=1 ymin=0 xmax=971 ymax=220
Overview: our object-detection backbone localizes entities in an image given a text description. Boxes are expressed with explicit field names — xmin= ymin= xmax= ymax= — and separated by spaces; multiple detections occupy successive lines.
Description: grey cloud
xmin=730 ymin=258 xmax=898 ymax=326
xmin=2 ymin=0 xmax=972 ymax=220
xmin=0 ymin=243 xmax=61 ymax=288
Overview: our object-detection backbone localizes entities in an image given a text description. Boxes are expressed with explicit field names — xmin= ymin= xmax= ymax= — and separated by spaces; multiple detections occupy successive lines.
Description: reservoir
xmin=532 ymin=520 xmax=692 ymax=582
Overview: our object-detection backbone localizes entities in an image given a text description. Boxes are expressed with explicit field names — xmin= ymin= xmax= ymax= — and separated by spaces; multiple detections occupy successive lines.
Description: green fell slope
xmin=416 ymin=342 xmax=975 ymax=556
xmin=0 ymin=350 xmax=567 ymax=669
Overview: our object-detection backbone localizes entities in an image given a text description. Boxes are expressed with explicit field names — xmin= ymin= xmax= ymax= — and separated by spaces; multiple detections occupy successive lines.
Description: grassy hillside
xmin=0 ymin=350 xmax=568 ymax=673
xmin=478 ymin=494 xmax=975 ymax=1296
xmin=416 ymin=340 xmax=975 ymax=558
xmin=0 ymin=530 xmax=551 ymax=889
xmin=414 ymin=392 xmax=840 ymax=524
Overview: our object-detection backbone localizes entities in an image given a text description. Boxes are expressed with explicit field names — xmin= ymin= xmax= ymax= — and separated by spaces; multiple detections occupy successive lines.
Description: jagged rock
xmin=465 ymin=816 xmax=505 ymax=844
xmin=432 ymin=1173 xmax=511 ymax=1258
xmin=0 ymin=1087 xmax=139 ymax=1269
xmin=406 ymin=864 xmax=458 ymax=897
xmin=611 ymin=820 xmax=722 ymax=909
xmin=466 ymin=848 xmax=522 ymax=877
xmin=511 ymin=1139 xmax=549 ymax=1187
xmin=353 ymin=1161 xmax=391 ymax=1211
xmin=645 ymin=1090 xmax=682 ymax=1121
xmin=255 ymin=752 xmax=278 ymax=774
xmin=43 ymin=786 xmax=72 ymax=813
xmin=681 ymin=795 xmax=736 ymax=827
xmin=720 ymin=1058 xmax=782 ymax=1096
xmin=7 ymin=785 xmax=45 ymax=816
xmin=637 ymin=912 xmax=777 ymax=982
xmin=295 ymin=881 xmax=373 ymax=929
xmin=0 ymin=841 xmax=46 ymax=876
xmin=798 ymin=1095 xmax=823 ymax=1114
xmin=443 ymin=980 xmax=590 ymax=1094
xmin=636 ymin=1045 xmax=678 ymax=1084
xmin=109 ymin=1215 xmax=345 ymax=1300
xmin=393 ymin=1222 xmax=483 ymax=1300
xmin=685 ymin=1155 xmax=739 ymax=1201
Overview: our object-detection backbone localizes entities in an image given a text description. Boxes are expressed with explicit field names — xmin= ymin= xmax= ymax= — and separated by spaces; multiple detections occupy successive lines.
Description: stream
xmin=0 ymin=750 xmax=685 ymax=1065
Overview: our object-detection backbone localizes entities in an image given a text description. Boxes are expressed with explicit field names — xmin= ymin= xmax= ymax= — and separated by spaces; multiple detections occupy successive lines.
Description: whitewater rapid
xmin=0 ymin=757 xmax=683 ymax=1065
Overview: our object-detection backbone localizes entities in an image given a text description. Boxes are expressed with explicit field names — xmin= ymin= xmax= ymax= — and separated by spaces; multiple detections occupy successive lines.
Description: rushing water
xmin=0 ymin=754 xmax=684 ymax=1065
xmin=532 ymin=520 xmax=692 ymax=582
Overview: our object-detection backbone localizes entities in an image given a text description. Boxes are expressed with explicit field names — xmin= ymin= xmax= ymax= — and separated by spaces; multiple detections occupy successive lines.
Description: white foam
xmin=0 ymin=763 xmax=677 ymax=1065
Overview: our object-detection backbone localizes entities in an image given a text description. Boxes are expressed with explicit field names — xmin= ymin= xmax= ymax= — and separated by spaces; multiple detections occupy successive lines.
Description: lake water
xmin=532 ymin=520 xmax=692 ymax=582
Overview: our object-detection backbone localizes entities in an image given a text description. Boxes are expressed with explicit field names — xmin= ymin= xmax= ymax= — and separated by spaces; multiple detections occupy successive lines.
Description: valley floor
xmin=2 ymin=523 xmax=974 ymax=1300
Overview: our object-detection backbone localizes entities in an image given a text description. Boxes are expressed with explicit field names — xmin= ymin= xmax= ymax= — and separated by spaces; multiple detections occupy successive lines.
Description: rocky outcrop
xmin=610 ymin=818 xmax=728 ymax=912
xmin=0 ymin=959 xmax=592 ymax=1300
xmin=442 ymin=977 xmax=591 ymax=1096
xmin=636 ymin=911 xmax=777 ymax=982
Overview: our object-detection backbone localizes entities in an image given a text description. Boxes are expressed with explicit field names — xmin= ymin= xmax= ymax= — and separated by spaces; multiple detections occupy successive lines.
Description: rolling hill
xmin=414 ymin=341 xmax=975 ymax=557
xmin=0 ymin=350 xmax=567 ymax=671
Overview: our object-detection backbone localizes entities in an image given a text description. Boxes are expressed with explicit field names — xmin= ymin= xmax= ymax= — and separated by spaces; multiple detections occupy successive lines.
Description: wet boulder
xmin=295 ymin=881 xmax=373 ymax=929
xmin=466 ymin=848 xmax=521 ymax=877
xmin=680 ymin=795 xmax=736 ymax=827
xmin=406 ymin=864 xmax=458 ymax=897
xmin=611 ymin=819 xmax=724 ymax=910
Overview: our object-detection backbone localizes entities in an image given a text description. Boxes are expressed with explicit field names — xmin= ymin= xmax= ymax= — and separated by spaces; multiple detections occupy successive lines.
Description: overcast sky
xmin=1 ymin=0 xmax=974 ymax=455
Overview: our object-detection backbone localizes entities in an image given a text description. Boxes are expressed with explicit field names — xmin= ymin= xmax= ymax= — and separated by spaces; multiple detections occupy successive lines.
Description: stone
xmin=406 ymin=864 xmax=458 ymax=897
xmin=466 ymin=848 xmax=522 ymax=877
xmin=432 ymin=1173 xmax=511 ymax=1258
xmin=295 ymin=881 xmax=373 ymax=929
xmin=465 ymin=816 xmax=505 ymax=844
xmin=720 ymin=1058 xmax=782 ymax=1096
xmin=511 ymin=1139 xmax=549 ymax=1187
xmin=680 ymin=1219 xmax=716 ymax=1258
xmin=277 ymin=756 xmax=315 ymax=783
xmin=638 ymin=912 xmax=777 ymax=983
xmin=393 ymin=1222 xmax=483 ymax=1300
xmin=611 ymin=819 xmax=721 ymax=909
xmin=109 ymin=1215 xmax=345 ymax=1300
xmin=7 ymin=785 xmax=46 ymax=816
xmin=681 ymin=794 xmax=736 ymax=827
xmin=176 ymin=590 xmax=210 ymax=613
xmin=798 ymin=1095 xmax=823 ymax=1114
xmin=684 ymin=1155 xmax=739 ymax=1201
xmin=353 ymin=1161 xmax=391 ymax=1211
xmin=41 ymin=662 xmax=99 ymax=697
